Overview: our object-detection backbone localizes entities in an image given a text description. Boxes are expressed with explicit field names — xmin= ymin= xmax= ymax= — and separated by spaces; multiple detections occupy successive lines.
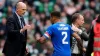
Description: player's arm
xmin=36 ymin=32 xmax=51 ymax=43
xmin=72 ymin=32 xmax=81 ymax=40
xmin=72 ymin=32 xmax=82 ymax=47
xmin=36 ymin=26 xmax=52 ymax=43
xmin=70 ymin=25 xmax=81 ymax=40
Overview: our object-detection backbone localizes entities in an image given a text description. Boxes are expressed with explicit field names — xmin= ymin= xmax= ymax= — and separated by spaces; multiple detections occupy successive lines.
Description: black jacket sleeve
xmin=80 ymin=28 xmax=89 ymax=41
xmin=7 ymin=17 xmax=22 ymax=35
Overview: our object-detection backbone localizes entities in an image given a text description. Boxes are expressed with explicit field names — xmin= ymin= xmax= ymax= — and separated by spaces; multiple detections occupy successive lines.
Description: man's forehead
xmin=19 ymin=5 xmax=27 ymax=10
xmin=17 ymin=2 xmax=26 ymax=8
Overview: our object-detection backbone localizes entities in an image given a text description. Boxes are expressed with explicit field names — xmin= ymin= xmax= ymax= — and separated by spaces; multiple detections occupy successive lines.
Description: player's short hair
xmin=96 ymin=14 xmax=100 ymax=23
xmin=71 ymin=13 xmax=81 ymax=23
xmin=51 ymin=11 xmax=61 ymax=18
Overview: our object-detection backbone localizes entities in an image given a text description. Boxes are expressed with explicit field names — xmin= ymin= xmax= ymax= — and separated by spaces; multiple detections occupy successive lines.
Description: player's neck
xmin=54 ymin=19 xmax=61 ymax=23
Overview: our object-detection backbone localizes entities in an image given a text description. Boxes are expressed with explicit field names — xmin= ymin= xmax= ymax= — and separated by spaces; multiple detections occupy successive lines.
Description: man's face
xmin=77 ymin=15 xmax=84 ymax=26
xmin=17 ymin=5 xmax=27 ymax=16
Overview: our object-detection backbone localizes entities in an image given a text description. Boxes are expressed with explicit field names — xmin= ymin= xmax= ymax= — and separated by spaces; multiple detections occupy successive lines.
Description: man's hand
xmin=83 ymin=48 xmax=86 ymax=52
xmin=23 ymin=24 xmax=31 ymax=30
xmin=20 ymin=24 xmax=31 ymax=33
xmin=25 ymin=47 xmax=29 ymax=55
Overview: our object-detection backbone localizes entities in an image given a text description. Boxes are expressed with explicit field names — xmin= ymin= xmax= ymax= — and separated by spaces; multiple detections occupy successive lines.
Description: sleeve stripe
xmin=45 ymin=32 xmax=50 ymax=36
xmin=43 ymin=32 xmax=50 ymax=39
xmin=43 ymin=34 xmax=49 ymax=39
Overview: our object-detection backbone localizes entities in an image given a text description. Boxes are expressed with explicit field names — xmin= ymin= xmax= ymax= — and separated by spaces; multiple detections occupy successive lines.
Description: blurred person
xmin=55 ymin=0 xmax=64 ymax=12
xmin=0 ymin=0 xmax=6 ymax=12
xmin=2 ymin=2 xmax=31 ymax=56
xmin=30 ymin=10 xmax=36 ymax=24
xmin=27 ymin=20 xmax=35 ymax=42
xmin=61 ymin=12 xmax=68 ymax=24
xmin=27 ymin=5 xmax=35 ymax=13
xmin=7 ymin=5 xmax=13 ymax=17
xmin=23 ymin=0 xmax=34 ymax=7
xmin=34 ymin=14 xmax=41 ymax=25
xmin=36 ymin=11 xmax=82 ymax=56
xmin=92 ymin=14 xmax=99 ymax=25
xmin=72 ymin=0 xmax=85 ymax=7
xmin=64 ymin=2 xmax=77 ymax=24
xmin=33 ymin=13 xmax=46 ymax=34
xmin=64 ymin=2 xmax=76 ymax=15
xmin=40 ymin=12 xmax=46 ymax=26
xmin=0 ymin=17 xmax=7 ymax=39
xmin=86 ymin=14 xmax=100 ymax=56
xmin=23 ymin=10 xmax=30 ymax=24
xmin=75 ymin=4 xmax=82 ymax=13
xmin=44 ymin=19 xmax=51 ymax=31
xmin=96 ymin=0 xmax=100 ymax=13
xmin=34 ymin=32 xmax=43 ymax=53
xmin=33 ymin=14 xmax=44 ymax=34
xmin=82 ymin=9 xmax=94 ymax=33
xmin=40 ymin=12 xmax=46 ymax=21
xmin=54 ymin=4 xmax=61 ymax=12
xmin=9 ymin=0 xmax=19 ymax=7
xmin=77 ymin=0 xmax=87 ymax=10
xmin=42 ymin=0 xmax=54 ymax=16
xmin=71 ymin=13 xmax=88 ymax=56
xmin=60 ymin=0 xmax=71 ymax=5
xmin=38 ymin=21 xmax=45 ymax=34
xmin=89 ymin=1 xmax=96 ymax=13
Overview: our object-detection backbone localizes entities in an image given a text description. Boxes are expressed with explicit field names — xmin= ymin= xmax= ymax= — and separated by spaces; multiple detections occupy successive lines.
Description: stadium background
xmin=0 ymin=0 xmax=100 ymax=56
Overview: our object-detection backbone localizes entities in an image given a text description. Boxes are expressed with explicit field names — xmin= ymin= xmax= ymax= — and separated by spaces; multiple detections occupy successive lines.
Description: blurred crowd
xmin=0 ymin=0 xmax=100 ymax=56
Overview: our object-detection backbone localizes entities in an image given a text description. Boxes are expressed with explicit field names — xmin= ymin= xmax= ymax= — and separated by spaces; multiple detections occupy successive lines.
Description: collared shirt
xmin=71 ymin=24 xmax=80 ymax=54
xmin=15 ymin=12 xmax=24 ymax=28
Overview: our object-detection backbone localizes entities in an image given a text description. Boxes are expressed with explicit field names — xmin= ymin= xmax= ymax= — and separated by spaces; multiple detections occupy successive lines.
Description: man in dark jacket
xmin=2 ymin=2 xmax=31 ymax=56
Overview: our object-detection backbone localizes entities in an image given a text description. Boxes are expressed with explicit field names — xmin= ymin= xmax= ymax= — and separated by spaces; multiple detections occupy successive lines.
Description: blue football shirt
xmin=43 ymin=22 xmax=73 ymax=56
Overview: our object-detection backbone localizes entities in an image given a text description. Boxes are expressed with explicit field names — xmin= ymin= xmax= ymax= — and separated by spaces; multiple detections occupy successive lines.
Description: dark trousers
xmin=19 ymin=42 xmax=26 ymax=56
xmin=5 ymin=42 xmax=26 ymax=56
